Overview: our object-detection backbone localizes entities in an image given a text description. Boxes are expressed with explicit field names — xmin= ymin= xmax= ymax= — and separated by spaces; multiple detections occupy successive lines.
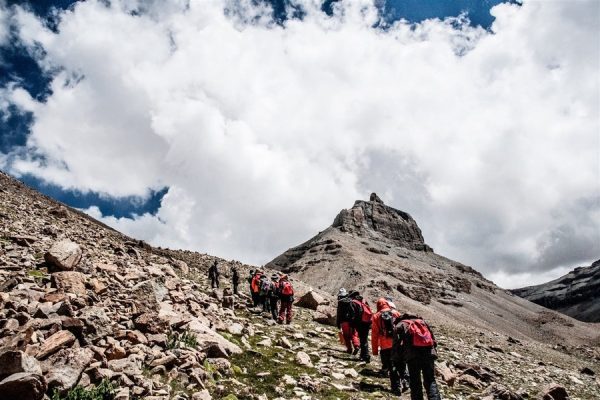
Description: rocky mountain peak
xmin=332 ymin=193 xmax=433 ymax=252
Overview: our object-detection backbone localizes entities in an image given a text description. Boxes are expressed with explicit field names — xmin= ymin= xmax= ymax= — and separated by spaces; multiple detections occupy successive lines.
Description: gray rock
xmin=295 ymin=351 xmax=313 ymax=367
xmin=44 ymin=240 xmax=82 ymax=271
xmin=43 ymin=347 xmax=95 ymax=393
xmin=0 ymin=350 xmax=42 ymax=379
xmin=0 ymin=372 xmax=46 ymax=400
xmin=79 ymin=307 xmax=112 ymax=342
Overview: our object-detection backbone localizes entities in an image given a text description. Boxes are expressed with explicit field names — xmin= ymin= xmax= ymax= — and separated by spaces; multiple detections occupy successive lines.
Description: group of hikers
xmin=336 ymin=288 xmax=442 ymax=399
xmin=208 ymin=261 xmax=441 ymax=399
xmin=247 ymin=268 xmax=295 ymax=324
xmin=208 ymin=261 xmax=295 ymax=325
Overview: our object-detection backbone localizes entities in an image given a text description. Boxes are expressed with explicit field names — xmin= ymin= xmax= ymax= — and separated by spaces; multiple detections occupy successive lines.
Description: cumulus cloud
xmin=1 ymin=0 xmax=599 ymax=287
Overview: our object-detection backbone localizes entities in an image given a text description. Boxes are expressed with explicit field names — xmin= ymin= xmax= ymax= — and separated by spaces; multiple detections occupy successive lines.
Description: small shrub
xmin=51 ymin=379 xmax=115 ymax=400
xmin=167 ymin=329 xmax=198 ymax=349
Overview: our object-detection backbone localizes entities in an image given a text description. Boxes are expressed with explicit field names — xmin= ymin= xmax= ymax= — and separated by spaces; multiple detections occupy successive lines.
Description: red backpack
xmin=402 ymin=319 xmax=434 ymax=347
xmin=352 ymin=299 xmax=373 ymax=323
xmin=280 ymin=281 xmax=294 ymax=296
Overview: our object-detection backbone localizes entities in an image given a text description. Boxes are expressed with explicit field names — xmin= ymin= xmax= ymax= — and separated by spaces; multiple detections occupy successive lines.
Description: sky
xmin=0 ymin=0 xmax=598 ymax=289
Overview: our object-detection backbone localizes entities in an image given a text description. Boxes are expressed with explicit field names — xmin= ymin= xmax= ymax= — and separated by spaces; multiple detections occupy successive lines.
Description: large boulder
xmin=295 ymin=290 xmax=328 ymax=310
xmin=313 ymin=305 xmax=336 ymax=326
xmin=44 ymin=240 xmax=82 ymax=271
xmin=42 ymin=347 xmax=94 ymax=394
xmin=52 ymin=271 xmax=86 ymax=295
xmin=541 ymin=384 xmax=570 ymax=400
xmin=186 ymin=318 xmax=242 ymax=356
xmin=0 ymin=372 xmax=46 ymax=400
xmin=0 ymin=351 xmax=42 ymax=379
xmin=130 ymin=280 xmax=165 ymax=315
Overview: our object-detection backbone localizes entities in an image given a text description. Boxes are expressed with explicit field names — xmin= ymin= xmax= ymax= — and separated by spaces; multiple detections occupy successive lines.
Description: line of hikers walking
xmin=208 ymin=262 xmax=294 ymax=324
xmin=209 ymin=261 xmax=441 ymax=399
xmin=337 ymin=288 xmax=442 ymax=400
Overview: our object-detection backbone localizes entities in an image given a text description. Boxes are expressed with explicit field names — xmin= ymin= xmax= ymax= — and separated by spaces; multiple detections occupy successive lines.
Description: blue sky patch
xmin=18 ymin=174 xmax=168 ymax=218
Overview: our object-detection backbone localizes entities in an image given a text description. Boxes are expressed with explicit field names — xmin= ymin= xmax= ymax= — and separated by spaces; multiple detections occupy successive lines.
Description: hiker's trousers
xmin=269 ymin=297 xmax=279 ymax=320
xmin=354 ymin=323 xmax=371 ymax=362
xmin=380 ymin=348 xmax=408 ymax=392
xmin=278 ymin=300 xmax=293 ymax=323
xmin=340 ymin=322 xmax=359 ymax=353
xmin=407 ymin=357 xmax=441 ymax=400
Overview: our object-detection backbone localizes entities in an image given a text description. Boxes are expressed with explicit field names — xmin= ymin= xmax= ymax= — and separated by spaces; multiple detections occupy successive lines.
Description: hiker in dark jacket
xmin=349 ymin=291 xmax=372 ymax=363
xmin=393 ymin=313 xmax=441 ymax=400
xmin=208 ymin=261 xmax=220 ymax=289
xmin=268 ymin=274 xmax=280 ymax=320
xmin=259 ymin=274 xmax=270 ymax=313
xmin=231 ymin=266 xmax=240 ymax=295
xmin=277 ymin=275 xmax=294 ymax=324
xmin=336 ymin=288 xmax=359 ymax=355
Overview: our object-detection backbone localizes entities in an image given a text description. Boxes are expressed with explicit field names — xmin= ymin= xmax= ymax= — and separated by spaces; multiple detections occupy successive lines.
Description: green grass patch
xmin=51 ymin=379 xmax=115 ymax=400
xmin=27 ymin=269 xmax=48 ymax=279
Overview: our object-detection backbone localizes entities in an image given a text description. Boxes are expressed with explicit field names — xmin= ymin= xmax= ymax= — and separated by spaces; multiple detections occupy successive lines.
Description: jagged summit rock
xmin=332 ymin=193 xmax=433 ymax=252
xmin=511 ymin=260 xmax=600 ymax=322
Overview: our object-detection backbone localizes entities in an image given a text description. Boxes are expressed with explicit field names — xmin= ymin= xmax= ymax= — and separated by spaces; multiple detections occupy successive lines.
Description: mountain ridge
xmin=511 ymin=260 xmax=600 ymax=323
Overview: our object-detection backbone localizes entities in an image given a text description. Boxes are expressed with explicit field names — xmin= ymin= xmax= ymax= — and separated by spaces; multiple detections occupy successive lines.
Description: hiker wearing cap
xmin=385 ymin=296 xmax=397 ymax=310
xmin=268 ymin=274 xmax=280 ymax=320
xmin=393 ymin=313 xmax=441 ymax=400
xmin=277 ymin=275 xmax=294 ymax=324
xmin=336 ymin=288 xmax=359 ymax=355
xmin=372 ymin=298 xmax=407 ymax=395
xmin=208 ymin=260 xmax=220 ymax=289
xmin=250 ymin=269 xmax=263 ymax=307
xmin=349 ymin=291 xmax=373 ymax=363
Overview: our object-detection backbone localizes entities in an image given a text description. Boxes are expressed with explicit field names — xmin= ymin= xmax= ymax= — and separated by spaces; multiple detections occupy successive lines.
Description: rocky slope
xmin=1 ymin=173 xmax=599 ymax=400
xmin=511 ymin=260 xmax=600 ymax=323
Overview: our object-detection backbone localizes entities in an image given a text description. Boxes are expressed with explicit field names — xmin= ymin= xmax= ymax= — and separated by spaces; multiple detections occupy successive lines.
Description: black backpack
xmin=338 ymin=297 xmax=355 ymax=322
xmin=380 ymin=310 xmax=394 ymax=337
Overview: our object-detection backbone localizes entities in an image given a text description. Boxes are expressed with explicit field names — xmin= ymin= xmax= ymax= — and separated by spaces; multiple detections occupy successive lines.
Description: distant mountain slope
xmin=511 ymin=260 xmax=600 ymax=322
xmin=267 ymin=193 xmax=600 ymax=347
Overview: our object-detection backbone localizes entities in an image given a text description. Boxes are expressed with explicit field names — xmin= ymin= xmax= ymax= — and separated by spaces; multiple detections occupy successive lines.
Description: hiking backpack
xmin=352 ymin=299 xmax=373 ymax=323
xmin=280 ymin=281 xmax=294 ymax=296
xmin=380 ymin=310 xmax=395 ymax=337
xmin=260 ymin=279 xmax=272 ymax=296
xmin=401 ymin=319 xmax=434 ymax=347
xmin=338 ymin=297 xmax=355 ymax=322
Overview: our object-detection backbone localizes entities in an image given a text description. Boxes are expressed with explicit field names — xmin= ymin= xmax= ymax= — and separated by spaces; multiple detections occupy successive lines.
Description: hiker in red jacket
xmin=349 ymin=290 xmax=372 ymax=363
xmin=372 ymin=298 xmax=407 ymax=395
xmin=393 ymin=313 xmax=441 ymax=400
xmin=336 ymin=288 xmax=359 ymax=355
xmin=250 ymin=270 xmax=263 ymax=307
xmin=277 ymin=275 xmax=294 ymax=324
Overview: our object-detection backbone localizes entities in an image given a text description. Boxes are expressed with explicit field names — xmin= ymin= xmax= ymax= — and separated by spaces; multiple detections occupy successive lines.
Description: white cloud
xmin=0 ymin=2 xmax=9 ymax=47
xmin=3 ymin=0 xmax=599 ymax=286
